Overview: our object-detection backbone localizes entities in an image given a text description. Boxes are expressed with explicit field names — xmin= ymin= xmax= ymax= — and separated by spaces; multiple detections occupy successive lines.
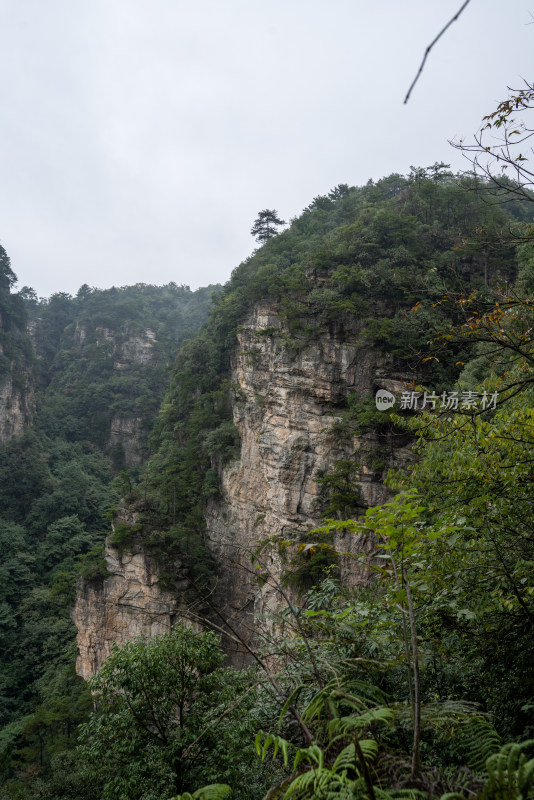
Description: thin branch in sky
xmin=403 ymin=0 xmax=472 ymax=104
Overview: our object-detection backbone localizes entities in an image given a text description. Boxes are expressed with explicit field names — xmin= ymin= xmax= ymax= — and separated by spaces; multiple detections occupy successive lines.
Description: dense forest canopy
xmin=0 ymin=277 xmax=217 ymax=797
xmin=1 ymin=163 xmax=533 ymax=799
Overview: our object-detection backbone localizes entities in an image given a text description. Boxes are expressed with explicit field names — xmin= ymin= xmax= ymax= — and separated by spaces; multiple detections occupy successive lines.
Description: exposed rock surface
xmin=205 ymin=305 xmax=412 ymax=662
xmin=107 ymin=415 xmax=146 ymax=467
xmin=0 ymin=372 xmax=34 ymax=442
xmin=74 ymin=303 xmax=412 ymax=676
xmin=73 ymin=540 xmax=189 ymax=680
xmin=73 ymin=324 xmax=159 ymax=464
xmin=113 ymin=328 xmax=157 ymax=369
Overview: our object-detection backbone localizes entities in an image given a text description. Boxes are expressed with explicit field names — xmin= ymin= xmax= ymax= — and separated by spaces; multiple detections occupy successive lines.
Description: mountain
xmin=0 ymin=276 xmax=217 ymax=788
xmin=2 ymin=165 xmax=533 ymax=798
xmin=72 ymin=165 xmax=522 ymax=673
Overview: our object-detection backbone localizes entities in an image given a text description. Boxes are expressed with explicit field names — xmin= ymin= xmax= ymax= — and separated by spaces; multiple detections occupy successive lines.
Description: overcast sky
xmin=0 ymin=0 xmax=532 ymax=298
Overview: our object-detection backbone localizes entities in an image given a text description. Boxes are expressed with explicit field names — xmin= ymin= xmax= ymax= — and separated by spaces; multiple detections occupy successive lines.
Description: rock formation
xmin=0 ymin=371 xmax=34 ymax=442
xmin=205 ymin=304 xmax=411 ymax=663
xmin=74 ymin=303 xmax=412 ymax=677
xmin=73 ymin=541 xmax=189 ymax=681
xmin=74 ymin=323 xmax=159 ymax=465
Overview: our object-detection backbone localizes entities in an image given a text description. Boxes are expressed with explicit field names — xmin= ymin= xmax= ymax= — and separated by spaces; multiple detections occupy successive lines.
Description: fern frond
xmin=439 ymin=795 xmax=464 ymax=800
xmin=390 ymin=700 xmax=501 ymax=772
xmin=282 ymin=766 xmax=366 ymax=800
xmin=331 ymin=743 xmax=356 ymax=774
xmin=328 ymin=707 xmax=394 ymax=739
xmin=482 ymin=739 xmax=534 ymax=800
xmin=357 ymin=738 xmax=379 ymax=763
xmin=170 ymin=785 xmax=231 ymax=800
xmin=301 ymin=678 xmax=387 ymax=724
xmin=332 ymin=679 xmax=389 ymax=708
xmin=391 ymin=699 xmax=480 ymax=729
xmin=301 ymin=685 xmax=333 ymax=723
xmin=454 ymin=717 xmax=501 ymax=772
xmin=256 ymin=731 xmax=291 ymax=767
xmin=294 ymin=744 xmax=324 ymax=771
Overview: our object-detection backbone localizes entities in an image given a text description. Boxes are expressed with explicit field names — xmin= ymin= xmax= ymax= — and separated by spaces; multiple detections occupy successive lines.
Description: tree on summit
xmin=250 ymin=209 xmax=286 ymax=243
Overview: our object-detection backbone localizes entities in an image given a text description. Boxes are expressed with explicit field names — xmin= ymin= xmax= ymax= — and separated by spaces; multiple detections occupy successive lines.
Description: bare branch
xmin=404 ymin=0 xmax=472 ymax=104
xmin=450 ymin=81 xmax=534 ymax=202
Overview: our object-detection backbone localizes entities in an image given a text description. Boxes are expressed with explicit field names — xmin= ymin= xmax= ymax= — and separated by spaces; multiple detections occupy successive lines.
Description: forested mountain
xmin=1 ymin=165 xmax=534 ymax=800
xmin=27 ymin=282 xmax=219 ymax=466
xmin=0 ymin=279 xmax=217 ymax=796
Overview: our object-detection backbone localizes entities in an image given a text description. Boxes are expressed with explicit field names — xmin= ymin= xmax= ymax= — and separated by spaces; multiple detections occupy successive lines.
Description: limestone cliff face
xmin=0 ymin=371 xmax=34 ymax=442
xmin=105 ymin=328 xmax=157 ymax=466
xmin=73 ymin=323 xmax=158 ymax=465
xmin=205 ymin=304 xmax=411 ymax=661
xmin=0 ymin=315 xmax=35 ymax=443
xmin=73 ymin=539 xmax=189 ymax=680
xmin=107 ymin=415 xmax=146 ymax=468
xmin=74 ymin=303 xmax=412 ymax=676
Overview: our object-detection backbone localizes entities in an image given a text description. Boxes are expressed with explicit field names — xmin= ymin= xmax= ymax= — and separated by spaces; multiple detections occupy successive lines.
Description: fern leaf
xmin=481 ymin=740 xmax=534 ymax=800
xmin=193 ymin=786 xmax=232 ymax=800
xmin=328 ymin=707 xmax=394 ymax=739
xmin=293 ymin=744 xmax=324 ymax=771
xmin=331 ymin=743 xmax=356 ymax=774
xmin=170 ymin=786 xmax=231 ymax=800
xmin=439 ymin=794 xmax=467 ymax=800
xmin=454 ymin=717 xmax=501 ymax=772
xmin=517 ymin=754 xmax=534 ymax=797
xmin=256 ymin=732 xmax=290 ymax=767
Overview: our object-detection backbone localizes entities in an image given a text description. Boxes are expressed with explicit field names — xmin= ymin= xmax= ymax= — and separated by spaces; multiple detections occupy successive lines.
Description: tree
xmin=77 ymin=624 xmax=262 ymax=800
xmin=250 ymin=209 xmax=286 ymax=244
xmin=451 ymin=81 xmax=534 ymax=204
xmin=0 ymin=244 xmax=17 ymax=291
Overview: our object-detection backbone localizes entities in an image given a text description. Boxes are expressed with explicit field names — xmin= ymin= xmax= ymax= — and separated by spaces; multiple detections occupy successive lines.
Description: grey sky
xmin=0 ymin=0 xmax=532 ymax=298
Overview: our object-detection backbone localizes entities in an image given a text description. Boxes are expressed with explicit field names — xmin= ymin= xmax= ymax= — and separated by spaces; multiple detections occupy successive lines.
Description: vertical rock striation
xmin=73 ymin=540 xmax=189 ymax=680
xmin=0 ymin=371 xmax=34 ymax=442
xmin=74 ymin=303 xmax=412 ymax=676
xmin=204 ymin=304 xmax=411 ymax=662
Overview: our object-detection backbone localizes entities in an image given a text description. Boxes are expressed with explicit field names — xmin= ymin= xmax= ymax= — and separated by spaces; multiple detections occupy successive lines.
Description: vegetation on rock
xmin=1 ymin=150 xmax=534 ymax=799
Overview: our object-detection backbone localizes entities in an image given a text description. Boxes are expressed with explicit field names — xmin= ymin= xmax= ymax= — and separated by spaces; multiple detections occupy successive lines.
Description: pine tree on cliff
xmin=250 ymin=209 xmax=286 ymax=243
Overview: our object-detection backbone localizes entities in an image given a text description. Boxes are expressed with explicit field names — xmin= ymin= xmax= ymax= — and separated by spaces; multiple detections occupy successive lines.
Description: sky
xmin=0 ymin=0 xmax=532 ymax=298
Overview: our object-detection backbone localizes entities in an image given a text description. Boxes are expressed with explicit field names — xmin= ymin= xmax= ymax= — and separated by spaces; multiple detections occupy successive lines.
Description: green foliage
xmin=388 ymin=363 xmax=534 ymax=737
xmin=78 ymin=625 xmax=264 ymax=800
xmin=76 ymin=545 xmax=109 ymax=583
xmin=203 ymin=421 xmax=241 ymax=464
xmin=170 ymin=785 xmax=232 ymax=800
xmin=316 ymin=460 xmax=363 ymax=519
xmin=1 ymin=167 xmax=533 ymax=798
xmin=282 ymin=532 xmax=339 ymax=592
xmin=29 ymin=282 xmax=217 ymax=455
xmin=251 ymin=210 xmax=286 ymax=243
xmin=479 ymin=740 xmax=534 ymax=800
xmin=144 ymin=167 xmax=519 ymax=592
xmin=0 ymin=435 xmax=117 ymax=789
xmin=109 ymin=521 xmax=141 ymax=552
xmin=0 ymin=244 xmax=33 ymax=390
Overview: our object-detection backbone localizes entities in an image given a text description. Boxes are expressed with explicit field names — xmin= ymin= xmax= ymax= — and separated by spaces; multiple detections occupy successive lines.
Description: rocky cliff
xmin=205 ymin=304 xmax=411 ymax=663
xmin=74 ymin=303 xmax=412 ymax=676
xmin=73 ymin=323 xmax=159 ymax=466
xmin=0 ymin=305 xmax=35 ymax=443
xmin=0 ymin=370 xmax=34 ymax=442
xmin=73 ymin=539 xmax=189 ymax=681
